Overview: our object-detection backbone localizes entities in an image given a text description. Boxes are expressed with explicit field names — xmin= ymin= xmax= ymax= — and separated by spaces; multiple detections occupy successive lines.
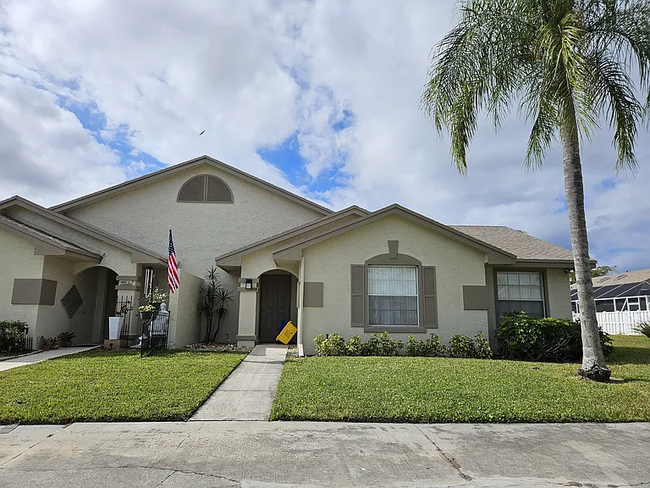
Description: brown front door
xmin=258 ymin=274 xmax=293 ymax=343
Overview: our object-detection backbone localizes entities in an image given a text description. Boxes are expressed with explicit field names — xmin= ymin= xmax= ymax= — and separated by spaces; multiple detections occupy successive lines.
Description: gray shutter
xmin=351 ymin=265 xmax=365 ymax=326
xmin=206 ymin=176 xmax=233 ymax=202
xmin=422 ymin=266 xmax=438 ymax=328
xmin=178 ymin=175 xmax=206 ymax=202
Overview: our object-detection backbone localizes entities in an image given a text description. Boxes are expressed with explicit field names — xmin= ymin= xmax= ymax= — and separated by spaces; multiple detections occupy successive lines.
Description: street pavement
xmin=0 ymin=421 xmax=647 ymax=487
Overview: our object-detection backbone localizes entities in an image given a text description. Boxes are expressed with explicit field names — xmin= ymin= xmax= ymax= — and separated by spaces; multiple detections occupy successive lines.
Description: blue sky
xmin=1 ymin=0 xmax=649 ymax=272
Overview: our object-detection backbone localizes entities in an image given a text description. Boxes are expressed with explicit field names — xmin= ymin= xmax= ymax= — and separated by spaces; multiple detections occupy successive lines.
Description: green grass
xmin=0 ymin=349 xmax=246 ymax=424
xmin=271 ymin=335 xmax=650 ymax=423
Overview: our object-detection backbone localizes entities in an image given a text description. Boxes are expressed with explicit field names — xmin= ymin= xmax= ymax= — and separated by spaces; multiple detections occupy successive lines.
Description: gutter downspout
xmin=297 ymin=255 xmax=305 ymax=357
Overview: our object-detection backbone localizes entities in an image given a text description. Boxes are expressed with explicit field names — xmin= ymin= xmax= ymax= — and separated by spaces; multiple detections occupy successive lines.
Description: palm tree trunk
xmin=560 ymin=124 xmax=611 ymax=382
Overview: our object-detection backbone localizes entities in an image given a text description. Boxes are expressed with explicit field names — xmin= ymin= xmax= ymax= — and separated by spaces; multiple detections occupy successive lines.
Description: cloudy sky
xmin=1 ymin=0 xmax=648 ymax=271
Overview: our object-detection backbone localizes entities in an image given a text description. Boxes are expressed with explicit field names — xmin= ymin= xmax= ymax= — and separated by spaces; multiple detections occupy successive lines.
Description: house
xmin=0 ymin=155 xmax=575 ymax=355
xmin=571 ymin=269 xmax=650 ymax=314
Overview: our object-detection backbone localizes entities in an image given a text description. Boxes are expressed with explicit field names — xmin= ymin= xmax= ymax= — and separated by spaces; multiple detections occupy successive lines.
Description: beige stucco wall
xmin=546 ymin=268 xmax=572 ymax=319
xmin=300 ymin=215 xmax=490 ymax=355
xmin=0 ymin=229 xmax=43 ymax=329
xmin=62 ymin=162 xmax=325 ymax=344
xmin=168 ymin=269 xmax=203 ymax=348
xmin=36 ymin=257 xmax=98 ymax=343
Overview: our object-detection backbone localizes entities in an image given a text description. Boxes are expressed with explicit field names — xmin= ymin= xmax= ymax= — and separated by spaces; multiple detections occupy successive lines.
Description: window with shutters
xmin=368 ymin=266 xmax=418 ymax=326
xmin=177 ymin=174 xmax=233 ymax=203
xmin=351 ymin=255 xmax=437 ymax=330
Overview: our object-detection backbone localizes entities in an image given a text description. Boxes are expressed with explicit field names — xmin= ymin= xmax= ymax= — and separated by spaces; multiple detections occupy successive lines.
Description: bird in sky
xmin=199 ymin=130 xmax=205 ymax=136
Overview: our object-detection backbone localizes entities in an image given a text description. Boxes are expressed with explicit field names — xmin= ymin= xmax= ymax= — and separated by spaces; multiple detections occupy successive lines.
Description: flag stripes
xmin=168 ymin=228 xmax=180 ymax=293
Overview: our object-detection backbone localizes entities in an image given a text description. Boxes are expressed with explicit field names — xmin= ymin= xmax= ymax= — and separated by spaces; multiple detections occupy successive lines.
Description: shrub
xmin=447 ymin=332 xmax=493 ymax=359
xmin=635 ymin=321 xmax=650 ymax=339
xmin=497 ymin=312 xmax=612 ymax=362
xmin=449 ymin=334 xmax=476 ymax=358
xmin=0 ymin=321 xmax=29 ymax=352
xmin=406 ymin=333 xmax=447 ymax=357
xmin=425 ymin=333 xmax=447 ymax=357
xmin=313 ymin=333 xmax=346 ymax=356
xmin=359 ymin=334 xmax=381 ymax=356
xmin=473 ymin=331 xmax=493 ymax=359
xmin=345 ymin=335 xmax=363 ymax=356
xmin=406 ymin=336 xmax=428 ymax=356
xmin=378 ymin=331 xmax=403 ymax=356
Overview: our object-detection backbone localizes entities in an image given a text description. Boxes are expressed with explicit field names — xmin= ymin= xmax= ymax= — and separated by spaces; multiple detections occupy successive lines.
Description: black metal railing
xmin=140 ymin=310 xmax=169 ymax=357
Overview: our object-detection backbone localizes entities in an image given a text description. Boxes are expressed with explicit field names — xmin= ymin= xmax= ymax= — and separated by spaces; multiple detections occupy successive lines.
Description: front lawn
xmin=0 ymin=349 xmax=246 ymax=424
xmin=271 ymin=335 xmax=650 ymax=422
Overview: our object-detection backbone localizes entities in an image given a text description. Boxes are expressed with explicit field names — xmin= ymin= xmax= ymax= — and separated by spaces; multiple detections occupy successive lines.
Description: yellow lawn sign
xmin=276 ymin=321 xmax=297 ymax=344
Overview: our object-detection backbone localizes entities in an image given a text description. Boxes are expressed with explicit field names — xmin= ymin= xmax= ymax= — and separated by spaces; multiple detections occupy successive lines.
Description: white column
xmin=297 ymin=256 xmax=305 ymax=357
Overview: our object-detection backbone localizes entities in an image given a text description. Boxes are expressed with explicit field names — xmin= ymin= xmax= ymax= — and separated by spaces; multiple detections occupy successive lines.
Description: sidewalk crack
xmin=415 ymin=425 xmax=472 ymax=482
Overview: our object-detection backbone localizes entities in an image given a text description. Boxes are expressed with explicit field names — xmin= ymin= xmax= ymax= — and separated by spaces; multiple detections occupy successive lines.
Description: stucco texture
xmin=0 ymin=229 xmax=43 ymax=328
xmin=37 ymin=257 xmax=99 ymax=344
xmin=63 ymin=162 xmax=324 ymax=344
xmin=300 ymin=215 xmax=490 ymax=355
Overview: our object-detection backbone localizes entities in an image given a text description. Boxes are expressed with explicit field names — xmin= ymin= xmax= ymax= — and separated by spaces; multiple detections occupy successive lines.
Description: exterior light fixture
xmin=245 ymin=279 xmax=253 ymax=290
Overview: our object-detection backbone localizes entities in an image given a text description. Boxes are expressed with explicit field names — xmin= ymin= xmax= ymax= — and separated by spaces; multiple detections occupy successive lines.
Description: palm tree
xmin=421 ymin=0 xmax=650 ymax=381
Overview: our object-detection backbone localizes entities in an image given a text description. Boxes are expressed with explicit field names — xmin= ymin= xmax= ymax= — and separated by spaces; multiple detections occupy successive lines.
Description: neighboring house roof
xmin=216 ymin=205 xmax=369 ymax=268
xmin=272 ymin=204 xmax=518 ymax=263
xmin=49 ymin=155 xmax=332 ymax=216
xmin=449 ymin=225 xmax=577 ymax=266
xmin=0 ymin=214 xmax=102 ymax=262
xmin=0 ymin=196 xmax=167 ymax=265
xmin=570 ymin=269 xmax=650 ymax=301
xmin=590 ymin=269 xmax=650 ymax=287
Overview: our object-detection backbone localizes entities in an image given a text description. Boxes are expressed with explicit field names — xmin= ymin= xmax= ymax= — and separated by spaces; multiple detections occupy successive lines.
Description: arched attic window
xmin=177 ymin=174 xmax=233 ymax=203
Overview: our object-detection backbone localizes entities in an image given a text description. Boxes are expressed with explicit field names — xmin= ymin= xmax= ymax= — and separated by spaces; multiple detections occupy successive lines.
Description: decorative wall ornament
xmin=61 ymin=285 xmax=83 ymax=318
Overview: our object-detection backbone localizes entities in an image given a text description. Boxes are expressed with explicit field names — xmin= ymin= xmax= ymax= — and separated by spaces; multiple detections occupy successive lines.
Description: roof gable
xmin=272 ymin=204 xmax=517 ymax=263
xmin=215 ymin=205 xmax=369 ymax=269
xmin=0 ymin=196 xmax=166 ymax=264
xmin=50 ymin=155 xmax=332 ymax=216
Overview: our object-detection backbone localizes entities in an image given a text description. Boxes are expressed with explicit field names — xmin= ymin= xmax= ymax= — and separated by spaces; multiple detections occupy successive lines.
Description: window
xmin=497 ymin=271 xmax=545 ymax=318
xmin=177 ymin=175 xmax=233 ymax=203
xmin=368 ymin=265 xmax=419 ymax=326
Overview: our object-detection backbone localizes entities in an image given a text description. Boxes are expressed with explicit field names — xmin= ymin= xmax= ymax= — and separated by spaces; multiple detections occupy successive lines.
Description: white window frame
xmin=367 ymin=265 xmax=419 ymax=327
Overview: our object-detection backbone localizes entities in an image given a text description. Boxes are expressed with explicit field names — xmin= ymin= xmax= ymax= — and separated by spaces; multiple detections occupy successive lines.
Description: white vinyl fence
xmin=572 ymin=311 xmax=650 ymax=335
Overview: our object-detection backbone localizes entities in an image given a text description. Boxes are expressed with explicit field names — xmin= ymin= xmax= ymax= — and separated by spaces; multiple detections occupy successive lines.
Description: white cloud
xmin=0 ymin=0 xmax=649 ymax=269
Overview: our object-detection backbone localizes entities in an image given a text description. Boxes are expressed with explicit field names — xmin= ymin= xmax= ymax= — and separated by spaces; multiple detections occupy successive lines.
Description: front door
xmin=258 ymin=274 xmax=292 ymax=343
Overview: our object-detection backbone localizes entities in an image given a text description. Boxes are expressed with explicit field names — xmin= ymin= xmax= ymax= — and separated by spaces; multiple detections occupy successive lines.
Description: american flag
xmin=168 ymin=228 xmax=180 ymax=293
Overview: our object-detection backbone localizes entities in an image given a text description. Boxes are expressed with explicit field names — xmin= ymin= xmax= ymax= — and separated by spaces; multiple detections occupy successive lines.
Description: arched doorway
xmin=257 ymin=270 xmax=297 ymax=343
xmin=73 ymin=265 xmax=118 ymax=344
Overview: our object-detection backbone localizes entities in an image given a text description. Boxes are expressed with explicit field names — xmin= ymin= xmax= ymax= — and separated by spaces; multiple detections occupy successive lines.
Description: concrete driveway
xmin=0 ymin=421 xmax=647 ymax=487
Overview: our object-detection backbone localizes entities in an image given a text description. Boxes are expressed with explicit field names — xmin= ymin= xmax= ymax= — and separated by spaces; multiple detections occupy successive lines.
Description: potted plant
xmin=139 ymin=304 xmax=156 ymax=320
xmin=39 ymin=336 xmax=58 ymax=351
xmin=38 ymin=335 xmax=49 ymax=351
xmin=109 ymin=302 xmax=130 ymax=340
xmin=58 ymin=331 xmax=76 ymax=347
xmin=149 ymin=287 xmax=168 ymax=310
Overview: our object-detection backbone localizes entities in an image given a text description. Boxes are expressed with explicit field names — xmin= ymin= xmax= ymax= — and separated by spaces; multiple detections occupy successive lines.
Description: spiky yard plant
xmin=421 ymin=0 xmax=650 ymax=381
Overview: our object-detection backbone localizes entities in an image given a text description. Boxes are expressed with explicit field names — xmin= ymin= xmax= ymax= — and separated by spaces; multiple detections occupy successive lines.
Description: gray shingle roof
xmin=449 ymin=225 xmax=574 ymax=262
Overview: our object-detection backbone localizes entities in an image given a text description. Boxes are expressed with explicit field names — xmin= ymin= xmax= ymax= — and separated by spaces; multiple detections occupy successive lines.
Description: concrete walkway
xmin=0 ymin=346 xmax=99 ymax=371
xmin=190 ymin=344 xmax=288 ymax=421
xmin=0 ymin=421 xmax=647 ymax=487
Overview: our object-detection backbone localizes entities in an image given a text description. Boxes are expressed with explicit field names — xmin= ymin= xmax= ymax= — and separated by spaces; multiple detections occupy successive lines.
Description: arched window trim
xmin=350 ymin=251 xmax=438 ymax=332
xmin=177 ymin=174 xmax=234 ymax=203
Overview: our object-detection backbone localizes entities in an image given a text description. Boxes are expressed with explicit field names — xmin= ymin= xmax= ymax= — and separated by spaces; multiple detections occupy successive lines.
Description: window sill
xmin=362 ymin=326 xmax=429 ymax=334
